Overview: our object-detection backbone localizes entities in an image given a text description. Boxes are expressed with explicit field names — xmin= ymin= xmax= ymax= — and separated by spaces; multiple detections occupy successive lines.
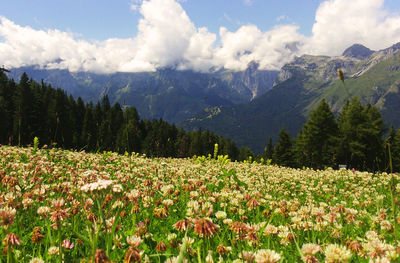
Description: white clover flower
xmin=29 ymin=258 xmax=45 ymax=263
xmin=254 ymin=249 xmax=281 ymax=263
xmin=324 ymin=244 xmax=352 ymax=263
xmin=215 ymin=211 xmax=227 ymax=220
xmin=48 ymin=246 xmax=59 ymax=256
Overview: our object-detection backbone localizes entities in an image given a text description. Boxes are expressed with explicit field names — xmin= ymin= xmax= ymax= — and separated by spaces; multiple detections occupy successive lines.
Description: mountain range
xmin=183 ymin=42 xmax=400 ymax=152
xmin=8 ymin=63 xmax=278 ymax=124
xmin=7 ymin=42 xmax=400 ymax=153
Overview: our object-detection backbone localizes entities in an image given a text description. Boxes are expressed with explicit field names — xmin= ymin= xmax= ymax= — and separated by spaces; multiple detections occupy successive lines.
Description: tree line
xmin=265 ymin=98 xmax=400 ymax=172
xmin=0 ymin=72 xmax=252 ymax=160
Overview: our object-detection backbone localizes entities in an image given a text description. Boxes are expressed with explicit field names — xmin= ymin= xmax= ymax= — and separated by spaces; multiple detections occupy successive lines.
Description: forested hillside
xmin=0 ymin=72 xmax=252 ymax=160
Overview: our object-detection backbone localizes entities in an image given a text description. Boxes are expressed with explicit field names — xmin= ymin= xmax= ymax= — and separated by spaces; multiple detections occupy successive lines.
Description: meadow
xmin=0 ymin=145 xmax=399 ymax=262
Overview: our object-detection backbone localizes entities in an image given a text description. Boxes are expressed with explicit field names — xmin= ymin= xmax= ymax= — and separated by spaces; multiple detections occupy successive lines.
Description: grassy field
xmin=0 ymin=145 xmax=399 ymax=262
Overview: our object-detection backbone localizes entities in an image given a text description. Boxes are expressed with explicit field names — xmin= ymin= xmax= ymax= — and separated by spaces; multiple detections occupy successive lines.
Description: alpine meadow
xmin=1 ymin=0 xmax=400 ymax=262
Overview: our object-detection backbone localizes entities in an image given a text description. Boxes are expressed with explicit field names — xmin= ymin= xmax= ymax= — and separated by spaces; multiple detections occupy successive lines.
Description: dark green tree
xmin=386 ymin=125 xmax=400 ymax=172
xmin=13 ymin=73 xmax=32 ymax=145
xmin=273 ymin=126 xmax=295 ymax=167
xmin=295 ymin=100 xmax=338 ymax=169
xmin=337 ymin=98 xmax=385 ymax=171
xmin=264 ymin=137 xmax=274 ymax=160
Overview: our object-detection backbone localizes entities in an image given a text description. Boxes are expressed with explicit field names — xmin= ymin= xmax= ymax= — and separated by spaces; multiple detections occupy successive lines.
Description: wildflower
xmin=263 ymin=224 xmax=278 ymax=236
xmin=302 ymin=243 xmax=321 ymax=255
xmin=365 ymin=231 xmax=380 ymax=241
xmin=215 ymin=211 xmax=227 ymax=220
xmin=173 ymin=219 xmax=192 ymax=232
xmin=2 ymin=233 xmax=22 ymax=246
xmin=301 ymin=243 xmax=321 ymax=263
xmin=50 ymin=198 xmax=69 ymax=225
xmin=135 ymin=221 xmax=148 ymax=237
xmin=380 ymin=220 xmax=393 ymax=232
xmin=345 ymin=240 xmax=362 ymax=254
xmin=223 ymin=218 xmax=233 ymax=225
xmin=254 ymin=249 xmax=281 ymax=263
xmin=241 ymin=251 xmax=255 ymax=263
xmin=0 ymin=206 xmax=16 ymax=228
xmin=81 ymin=179 xmax=113 ymax=192
xmin=95 ymin=249 xmax=110 ymax=263
xmin=29 ymin=258 xmax=45 ymax=263
xmin=167 ymin=233 xmax=177 ymax=241
xmin=156 ymin=241 xmax=168 ymax=252
xmin=36 ymin=205 xmax=49 ymax=217
xmin=247 ymin=198 xmax=260 ymax=209
xmin=124 ymin=246 xmax=142 ymax=263
xmin=246 ymin=224 xmax=260 ymax=247
xmin=162 ymin=199 xmax=174 ymax=206
xmin=62 ymin=239 xmax=74 ymax=250
xmin=153 ymin=206 xmax=168 ymax=218
xmin=22 ymin=197 xmax=33 ymax=210
xmin=112 ymin=184 xmax=123 ymax=193
xmin=217 ymin=244 xmax=231 ymax=255
xmin=324 ymin=244 xmax=352 ymax=263
xmin=32 ymin=227 xmax=44 ymax=243
xmin=231 ymin=221 xmax=249 ymax=239
xmin=48 ymin=246 xmax=59 ymax=256
xmin=193 ymin=218 xmax=220 ymax=238
xmin=113 ymin=234 xmax=124 ymax=249
xmin=126 ymin=235 xmax=142 ymax=247
xmin=206 ymin=250 xmax=214 ymax=263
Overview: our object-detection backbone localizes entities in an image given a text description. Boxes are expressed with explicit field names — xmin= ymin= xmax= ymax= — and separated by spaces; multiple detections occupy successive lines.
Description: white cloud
xmin=302 ymin=0 xmax=400 ymax=56
xmin=130 ymin=0 xmax=142 ymax=11
xmin=1 ymin=0 xmax=400 ymax=74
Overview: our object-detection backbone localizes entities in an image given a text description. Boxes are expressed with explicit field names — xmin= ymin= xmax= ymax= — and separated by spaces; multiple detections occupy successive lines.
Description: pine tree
xmin=386 ymin=125 xmax=400 ymax=172
xmin=264 ymin=137 xmax=274 ymax=160
xmin=295 ymin=100 xmax=338 ymax=169
xmin=337 ymin=97 xmax=385 ymax=171
xmin=391 ymin=127 xmax=400 ymax=172
xmin=0 ymin=72 xmax=13 ymax=143
xmin=13 ymin=73 xmax=32 ymax=145
xmin=273 ymin=126 xmax=295 ymax=167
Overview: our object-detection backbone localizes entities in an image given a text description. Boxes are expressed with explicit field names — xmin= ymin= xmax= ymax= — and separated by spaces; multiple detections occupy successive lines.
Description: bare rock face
xmin=342 ymin=44 xmax=374 ymax=60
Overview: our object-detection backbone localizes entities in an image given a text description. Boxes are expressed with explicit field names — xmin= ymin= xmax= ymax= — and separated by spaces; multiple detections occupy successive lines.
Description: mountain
xmin=8 ymin=65 xmax=278 ymax=124
xmin=182 ymin=42 xmax=400 ymax=153
xmin=342 ymin=44 xmax=374 ymax=60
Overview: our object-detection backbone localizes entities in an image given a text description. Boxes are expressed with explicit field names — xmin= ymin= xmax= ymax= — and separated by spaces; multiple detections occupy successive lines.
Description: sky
xmin=1 ymin=0 xmax=400 ymax=73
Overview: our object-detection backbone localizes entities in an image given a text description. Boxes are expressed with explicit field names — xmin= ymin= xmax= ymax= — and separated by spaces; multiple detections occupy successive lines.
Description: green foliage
xmin=32 ymin=136 xmax=39 ymax=153
xmin=387 ymin=125 xmax=400 ymax=171
xmin=273 ymin=127 xmax=295 ymax=167
xmin=295 ymin=99 xmax=338 ymax=169
xmin=336 ymin=97 xmax=385 ymax=171
xmin=264 ymin=137 xmax=274 ymax=160
xmin=0 ymin=72 xmax=247 ymax=160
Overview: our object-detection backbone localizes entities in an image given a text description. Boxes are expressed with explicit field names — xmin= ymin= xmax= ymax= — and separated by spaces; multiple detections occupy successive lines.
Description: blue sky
xmin=0 ymin=0 xmax=324 ymax=40
xmin=1 ymin=0 xmax=400 ymax=73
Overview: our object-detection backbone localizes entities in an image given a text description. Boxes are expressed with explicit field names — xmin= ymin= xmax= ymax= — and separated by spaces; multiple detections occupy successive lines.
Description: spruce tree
xmin=13 ymin=73 xmax=32 ymax=145
xmin=296 ymin=99 xmax=338 ymax=169
xmin=273 ymin=126 xmax=295 ymax=167
xmin=387 ymin=125 xmax=400 ymax=172
xmin=264 ymin=137 xmax=274 ymax=160
xmin=337 ymin=97 xmax=385 ymax=171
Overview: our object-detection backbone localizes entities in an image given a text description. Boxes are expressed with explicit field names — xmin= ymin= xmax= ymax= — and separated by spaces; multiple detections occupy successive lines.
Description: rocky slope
xmin=182 ymin=43 xmax=400 ymax=153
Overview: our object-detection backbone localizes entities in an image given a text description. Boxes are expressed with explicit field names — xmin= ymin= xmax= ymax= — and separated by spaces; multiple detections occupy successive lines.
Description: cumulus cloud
xmin=303 ymin=0 xmax=400 ymax=56
xmin=1 ymin=0 xmax=400 ymax=73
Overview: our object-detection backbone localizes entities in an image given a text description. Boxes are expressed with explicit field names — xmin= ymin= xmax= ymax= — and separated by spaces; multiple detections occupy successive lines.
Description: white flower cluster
xmin=80 ymin=179 xmax=113 ymax=192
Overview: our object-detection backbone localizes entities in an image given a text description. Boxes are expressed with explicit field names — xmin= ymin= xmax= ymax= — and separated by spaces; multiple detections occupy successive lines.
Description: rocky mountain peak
xmin=342 ymin=44 xmax=374 ymax=60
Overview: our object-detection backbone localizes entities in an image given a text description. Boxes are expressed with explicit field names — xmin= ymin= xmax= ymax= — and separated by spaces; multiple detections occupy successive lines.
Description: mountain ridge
xmin=8 ymin=65 xmax=279 ymax=124
xmin=182 ymin=42 xmax=400 ymax=153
